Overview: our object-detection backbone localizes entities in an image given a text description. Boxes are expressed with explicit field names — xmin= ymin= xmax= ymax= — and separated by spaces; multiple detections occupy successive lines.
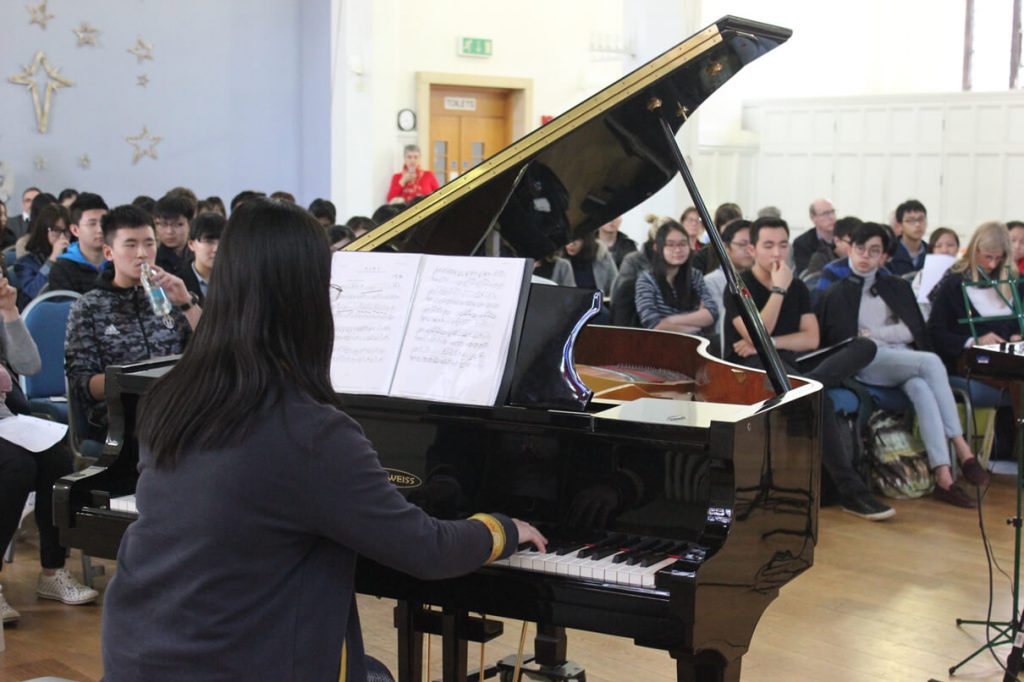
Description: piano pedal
xmin=495 ymin=655 xmax=586 ymax=682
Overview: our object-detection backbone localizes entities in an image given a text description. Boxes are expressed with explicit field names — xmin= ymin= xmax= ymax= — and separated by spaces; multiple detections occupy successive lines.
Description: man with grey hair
xmin=791 ymin=197 xmax=836 ymax=276
xmin=386 ymin=143 xmax=440 ymax=204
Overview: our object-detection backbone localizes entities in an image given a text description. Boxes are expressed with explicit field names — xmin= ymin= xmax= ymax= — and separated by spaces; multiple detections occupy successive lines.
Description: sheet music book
xmin=330 ymin=252 xmax=532 ymax=406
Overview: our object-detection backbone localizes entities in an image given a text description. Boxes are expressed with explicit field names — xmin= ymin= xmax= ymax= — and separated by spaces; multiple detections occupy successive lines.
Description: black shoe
xmin=933 ymin=484 xmax=976 ymax=508
xmin=841 ymin=493 xmax=896 ymax=521
xmin=960 ymin=457 xmax=991 ymax=487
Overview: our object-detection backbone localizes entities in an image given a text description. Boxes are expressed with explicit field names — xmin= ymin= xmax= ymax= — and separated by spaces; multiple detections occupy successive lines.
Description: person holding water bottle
xmin=65 ymin=205 xmax=200 ymax=441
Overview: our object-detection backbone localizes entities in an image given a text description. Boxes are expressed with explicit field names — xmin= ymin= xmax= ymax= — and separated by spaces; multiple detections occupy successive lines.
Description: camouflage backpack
xmin=867 ymin=410 xmax=934 ymax=499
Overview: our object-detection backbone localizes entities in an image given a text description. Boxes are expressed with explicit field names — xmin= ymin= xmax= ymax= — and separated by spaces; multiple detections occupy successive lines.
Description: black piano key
xmin=590 ymin=536 xmax=641 ymax=561
xmin=577 ymin=533 xmax=626 ymax=559
xmin=612 ymin=537 xmax=661 ymax=564
xmin=555 ymin=542 xmax=587 ymax=556
xmin=626 ymin=540 xmax=675 ymax=566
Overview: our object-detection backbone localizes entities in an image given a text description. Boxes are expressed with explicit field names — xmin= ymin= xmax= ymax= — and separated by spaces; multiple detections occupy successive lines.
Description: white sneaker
xmin=0 ymin=584 xmax=20 ymax=623
xmin=36 ymin=568 xmax=98 ymax=605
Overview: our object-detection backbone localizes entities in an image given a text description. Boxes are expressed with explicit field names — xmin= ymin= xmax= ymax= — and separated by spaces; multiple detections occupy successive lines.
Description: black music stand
xmin=949 ymin=281 xmax=1024 ymax=677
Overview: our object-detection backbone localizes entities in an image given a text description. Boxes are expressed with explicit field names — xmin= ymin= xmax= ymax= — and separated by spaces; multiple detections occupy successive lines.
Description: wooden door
xmin=429 ymin=86 xmax=512 ymax=185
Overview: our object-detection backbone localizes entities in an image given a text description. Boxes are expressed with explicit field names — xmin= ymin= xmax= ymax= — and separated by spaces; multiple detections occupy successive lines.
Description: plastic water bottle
xmin=139 ymin=263 xmax=173 ymax=317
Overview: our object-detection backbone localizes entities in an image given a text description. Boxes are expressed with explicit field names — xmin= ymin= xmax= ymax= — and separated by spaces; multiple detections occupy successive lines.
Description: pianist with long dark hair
xmin=100 ymin=198 xmax=546 ymax=681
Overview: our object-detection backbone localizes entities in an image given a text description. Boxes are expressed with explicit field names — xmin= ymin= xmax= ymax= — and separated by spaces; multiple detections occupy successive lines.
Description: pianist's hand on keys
xmin=513 ymin=518 xmax=548 ymax=553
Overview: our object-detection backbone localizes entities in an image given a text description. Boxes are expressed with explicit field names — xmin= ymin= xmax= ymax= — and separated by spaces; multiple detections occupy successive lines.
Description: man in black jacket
xmin=49 ymin=193 xmax=109 ymax=294
xmin=816 ymin=222 xmax=990 ymax=508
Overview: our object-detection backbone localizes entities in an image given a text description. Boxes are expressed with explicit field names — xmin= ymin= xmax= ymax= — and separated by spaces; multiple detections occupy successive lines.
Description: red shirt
xmin=386 ymin=168 xmax=440 ymax=204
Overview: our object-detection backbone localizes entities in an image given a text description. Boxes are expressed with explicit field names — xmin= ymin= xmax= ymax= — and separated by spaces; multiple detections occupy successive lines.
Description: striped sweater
xmin=634 ymin=269 xmax=718 ymax=330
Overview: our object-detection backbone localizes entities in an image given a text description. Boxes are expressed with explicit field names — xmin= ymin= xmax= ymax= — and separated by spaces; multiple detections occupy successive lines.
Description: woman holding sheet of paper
xmin=0 ymin=277 xmax=98 ymax=626
xmin=101 ymin=198 xmax=547 ymax=682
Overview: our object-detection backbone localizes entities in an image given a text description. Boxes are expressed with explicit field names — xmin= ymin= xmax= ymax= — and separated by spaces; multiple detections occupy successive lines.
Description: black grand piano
xmin=56 ymin=16 xmax=822 ymax=682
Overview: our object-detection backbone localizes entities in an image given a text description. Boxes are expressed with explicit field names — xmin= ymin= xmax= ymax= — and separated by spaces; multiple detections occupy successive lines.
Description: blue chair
xmin=4 ymin=246 xmax=20 ymax=289
xmin=19 ymin=289 xmax=81 ymax=423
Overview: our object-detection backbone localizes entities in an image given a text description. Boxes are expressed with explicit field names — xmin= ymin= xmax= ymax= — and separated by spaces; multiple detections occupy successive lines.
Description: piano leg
xmin=442 ymin=608 xmax=469 ymax=682
xmin=394 ymin=601 xmax=424 ymax=682
xmin=672 ymin=650 xmax=740 ymax=682
xmin=534 ymin=624 xmax=567 ymax=667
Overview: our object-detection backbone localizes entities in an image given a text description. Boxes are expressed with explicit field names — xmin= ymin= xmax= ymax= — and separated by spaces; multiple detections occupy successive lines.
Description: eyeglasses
xmin=683 ymin=216 xmax=702 ymax=225
xmin=815 ymin=209 xmax=836 ymax=217
xmin=902 ymin=216 xmax=926 ymax=225
xmin=663 ymin=240 xmax=689 ymax=250
xmin=47 ymin=227 xmax=69 ymax=236
xmin=852 ymin=244 xmax=884 ymax=258
xmin=330 ymin=283 xmax=344 ymax=303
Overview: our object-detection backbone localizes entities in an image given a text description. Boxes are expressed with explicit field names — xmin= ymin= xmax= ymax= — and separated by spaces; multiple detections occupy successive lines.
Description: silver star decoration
xmin=78 ymin=154 xmax=91 ymax=169
xmin=33 ymin=155 xmax=47 ymax=171
xmin=73 ymin=22 xmax=100 ymax=47
xmin=126 ymin=126 xmax=162 ymax=164
xmin=127 ymin=37 xmax=153 ymax=64
xmin=136 ymin=74 xmax=149 ymax=88
xmin=27 ymin=1 xmax=54 ymax=30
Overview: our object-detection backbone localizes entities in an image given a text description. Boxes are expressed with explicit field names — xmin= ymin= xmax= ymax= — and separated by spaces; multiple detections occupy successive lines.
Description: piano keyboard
xmin=102 ymin=498 xmax=697 ymax=589
xmin=492 ymin=534 xmax=701 ymax=589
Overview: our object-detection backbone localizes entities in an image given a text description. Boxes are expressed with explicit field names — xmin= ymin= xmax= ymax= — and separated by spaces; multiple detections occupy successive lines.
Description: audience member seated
xmin=816 ymin=222 xmax=988 ymax=508
xmin=596 ymin=216 xmax=636 ymax=267
xmin=49 ymin=192 xmax=109 ymax=294
xmin=270 ymin=191 xmax=296 ymax=203
xmin=533 ymin=254 xmax=575 ymax=286
xmin=614 ymin=214 xmax=660 ymax=289
xmin=65 ymin=205 xmax=200 ymax=441
xmin=691 ymin=203 xmax=741 ymax=274
xmin=804 ymin=215 xmax=861 ymax=284
xmin=58 ymin=188 xmax=78 ymax=209
xmin=347 ymin=215 xmax=376 ymax=238
xmin=309 ymin=198 xmax=337 ymax=227
xmin=724 ymin=216 xmax=890 ymax=520
xmin=7 ymin=187 xmax=39 ymax=239
xmin=0 ymin=275 xmax=97 ymax=624
xmin=386 ymin=144 xmax=439 ymax=204
xmin=154 ymin=192 xmax=197 ymax=273
xmin=131 ymin=194 xmax=157 ymax=216
xmin=371 ymin=204 xmax=405 ymax=226
xmin=13 ymin=203 xmax=70 ymax=304
xmin=704 ymin=220 xmax=752 ymax=355
xmin=564 ymin=230 xmax=618 ymax=299
xmin=0 ymin=202 xmax=15 ymax=251
xmin=888 ymin=199 xmax=930 ymax=276
xmin=230 ymin=190 xmax=267 ymax=214
xmin=15 ymin=191 xmax=58 ymax=258
xmin=792 ymin=197 xmax=836 ymax=277
xmin=179 ymin=212 xmax=225 ymax=306
xmin=634 ymin=220 xmax=716 ymax=334
xmin=1009 ymin=220 xmax=1024 ymax=272
xmin=328 ymin=225 xmax=355 ymax=250
xmin=928 ymin=221 xmax=1024 ymax=374
xmin=198 ymin=195 xmax=227 ymax=217
xmin=912 ymin=227 xmax=960 ymax=317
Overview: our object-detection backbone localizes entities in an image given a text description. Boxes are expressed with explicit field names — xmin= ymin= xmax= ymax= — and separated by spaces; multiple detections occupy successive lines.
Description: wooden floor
xmin=1 ymin=477 xmax=1021 ymax=682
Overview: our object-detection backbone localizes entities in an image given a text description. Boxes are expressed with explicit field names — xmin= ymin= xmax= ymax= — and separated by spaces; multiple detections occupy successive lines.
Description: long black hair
xmin=137 ymin=198 xmax=342 ymax=468
xmin=25 ymin=203 xmax=69 ymax=260
xmin=651 ymin=221 xmax=697 ymax=311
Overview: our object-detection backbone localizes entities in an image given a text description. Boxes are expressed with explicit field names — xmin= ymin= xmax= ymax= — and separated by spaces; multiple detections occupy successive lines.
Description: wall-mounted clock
xmin=397 ymin=108 xmax=417 ymax=132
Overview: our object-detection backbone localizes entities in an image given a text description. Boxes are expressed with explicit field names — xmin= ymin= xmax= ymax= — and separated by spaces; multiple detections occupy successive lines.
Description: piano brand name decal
xmin=385 ymin=469 xmax=422 ymax=488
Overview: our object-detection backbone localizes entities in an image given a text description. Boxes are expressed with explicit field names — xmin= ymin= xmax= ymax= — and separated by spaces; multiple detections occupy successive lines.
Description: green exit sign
xmin=458 ymin=37 xmax=493 ymax=58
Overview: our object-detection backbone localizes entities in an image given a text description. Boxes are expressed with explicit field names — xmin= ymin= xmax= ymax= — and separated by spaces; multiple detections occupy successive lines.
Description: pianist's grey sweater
xmin=101 ymin=389 xmax=518 ymax=682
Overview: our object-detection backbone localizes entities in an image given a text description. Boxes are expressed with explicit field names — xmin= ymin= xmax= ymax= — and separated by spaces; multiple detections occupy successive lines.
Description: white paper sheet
xmin=0 ymin=415 xmax=68 ymax=453
xmin=389 ymin=256 xmax=528 ymax=406
xmin=329 ymin=251 xmax=423 ymax=395
xmin=915 ymin=253 xmax=956 ymax=303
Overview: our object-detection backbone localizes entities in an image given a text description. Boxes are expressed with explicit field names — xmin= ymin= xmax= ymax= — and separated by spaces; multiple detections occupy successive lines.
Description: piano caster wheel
xmin=495 ymin=655 xmax=585 ymax=682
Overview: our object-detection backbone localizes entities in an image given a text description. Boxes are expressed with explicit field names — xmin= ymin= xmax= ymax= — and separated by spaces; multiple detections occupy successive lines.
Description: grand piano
xmin=55 ymin=16 xmax=822 ymax=682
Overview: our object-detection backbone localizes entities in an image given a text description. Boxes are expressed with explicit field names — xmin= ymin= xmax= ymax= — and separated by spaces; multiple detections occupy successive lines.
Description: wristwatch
xmin=178 ymin=292 xmax=200 ymax=312
xmin=770 ymin=286 xmax=787 ymax=296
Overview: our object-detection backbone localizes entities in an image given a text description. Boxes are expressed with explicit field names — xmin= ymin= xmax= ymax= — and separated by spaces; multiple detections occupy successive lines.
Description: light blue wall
xmin=0 ymin=0 xmax=330 ymax=210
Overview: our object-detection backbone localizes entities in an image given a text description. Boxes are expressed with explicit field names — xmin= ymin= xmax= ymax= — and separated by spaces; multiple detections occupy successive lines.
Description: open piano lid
xmin=347 ymin=16 xmax=791 ymax=259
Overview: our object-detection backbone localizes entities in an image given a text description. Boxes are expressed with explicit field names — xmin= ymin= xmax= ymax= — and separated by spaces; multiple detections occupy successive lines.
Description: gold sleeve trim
xmin=470 ymin=513 xmax=506 ymax=563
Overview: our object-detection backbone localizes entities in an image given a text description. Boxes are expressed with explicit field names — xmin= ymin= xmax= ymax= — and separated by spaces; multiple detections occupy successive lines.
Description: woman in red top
xmin=386 ymin=144 xmax=440 ymax=204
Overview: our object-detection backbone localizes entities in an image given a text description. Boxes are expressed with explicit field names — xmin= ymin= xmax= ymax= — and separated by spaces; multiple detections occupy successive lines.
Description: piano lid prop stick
xmin=512 ymin=621 xmax=529 ymax=682
xmin=425 ymin=633 xmax=431 ymax=682
xmin=654 ymin=112 xmax=792 ymax=396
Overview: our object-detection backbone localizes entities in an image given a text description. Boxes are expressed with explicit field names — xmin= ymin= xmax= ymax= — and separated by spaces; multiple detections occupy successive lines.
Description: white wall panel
xmin=741 ymin=92 xmax=1024 ymax=238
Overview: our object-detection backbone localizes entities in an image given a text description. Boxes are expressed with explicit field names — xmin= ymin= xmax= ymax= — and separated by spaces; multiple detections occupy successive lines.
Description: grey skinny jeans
xmin=856 ymin=346 xmax=962 ymax=469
